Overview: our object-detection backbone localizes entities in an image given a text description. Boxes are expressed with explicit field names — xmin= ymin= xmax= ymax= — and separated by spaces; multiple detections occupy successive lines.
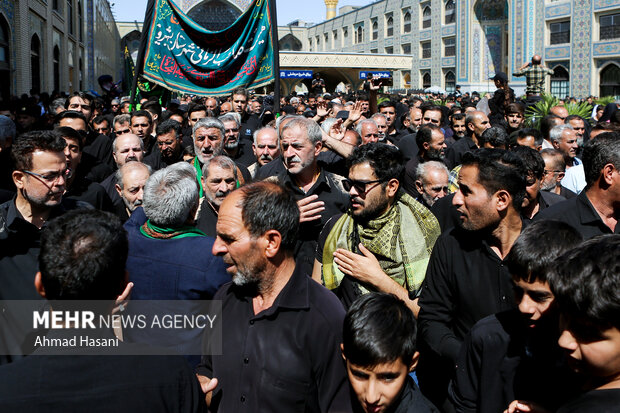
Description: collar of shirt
xmin=4 ymin=197 xmax=68 ymax=233
xmin=231 ymin=264 xmax=311 ymax=320
xmin=282 ymin=167 xmax=332 ymax=196
xmin=578 ymin=190 xmax=609 ymax=225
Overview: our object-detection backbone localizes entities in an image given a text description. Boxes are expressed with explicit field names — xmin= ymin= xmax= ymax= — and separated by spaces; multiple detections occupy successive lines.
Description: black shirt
xmin=195 ymin=199 xmax=218 ymax=237
xmin=83 ymin=132 xmax=114 ymax=169
xmin=395 ymin=133 xmax=419 ymax=162
xmin=418 ymin=225 xmax=518 ymax=364
xmin=352 ymin=376 xmax=438 ymax=413
xmin=535 ymin=190 xmax=619 ymax=239
xmin=557 ymin=389 xmax=620 ymax=413
xmin=239 ymin=113 xmax=261 ymax=142
xmin=196 ymin=264 xmax=351 ymax=413
xmin=449 ymin=309 xmax=581 ymax=413
xmin=224 ymin=140 xmax=256 ymax=168
xmin=278 ymin=169 xmax=349 ymax=276
xmin=444 ymin=137 xmax=478 ymax=170
xmin=144 ymin=149 xmax=184 ymax=171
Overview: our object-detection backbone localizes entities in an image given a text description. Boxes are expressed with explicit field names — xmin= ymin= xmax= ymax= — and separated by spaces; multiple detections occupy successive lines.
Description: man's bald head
xmin=532 ymin=55 xmax=542 ymax=65
xmin=549 ymin=106 xmax=568 ymax=121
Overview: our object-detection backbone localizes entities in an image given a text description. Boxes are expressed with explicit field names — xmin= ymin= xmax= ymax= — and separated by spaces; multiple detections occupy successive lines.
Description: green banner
xmin=141 ymin=0 xmax=275 ymax=96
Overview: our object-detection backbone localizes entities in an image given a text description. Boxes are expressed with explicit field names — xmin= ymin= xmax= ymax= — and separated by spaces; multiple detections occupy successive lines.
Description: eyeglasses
xmin=115 ymin=129 xmax=131 ymax=135
xmin=543 ymin=170 xmax=562 ymax=175
xmin=343 ymin=178 xmax=386 ymax=195
xmin=22 ymin=169 xmax=70 ymax=184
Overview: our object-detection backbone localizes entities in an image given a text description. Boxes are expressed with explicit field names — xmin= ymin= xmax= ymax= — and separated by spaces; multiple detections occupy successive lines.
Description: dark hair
xmin=156 ymin=118 xmax=182 ymax=138
xmin=347 ymin=143 xmax=405 ymax=183
xmin=451 ymin=113 xmax=466 ymax=125
xmin=343 ymin=293 xmax=417 ymax=367
xmin=505 ymin=102 xmax=525 ymax=116
xmin=64 ymin=92 xmax=94 ymax=109
xmin=11 ymin=130 xmax=66 ymax=170
xmin=506 ymin=220 xmax=582 ymax=283
xmin=582 ymin=132 xmax=620 ymax=187
xmin=511 ymin=128 xmax=543 ymax=148
xmin=480 ymin=126 xmax=508 ymax=149
xmin=238 ymin=182 xmax=299 ymax=252
xmin=548 ymin=234 xmax=620 ymax=333
xmin=39 ymin=210 xmax=129 ymax=300
xmin=540 ymin=115 xmax=562 ymax=140
xmin=421 ymin=104 xmax=443 ymax=121
xmin=540 ymin=148 xmax=566 ymax=172
xmin=231 ymin=87 xmax=248 ymax=99
xmin=378 ymin=100 xmax=396 ymax=111
xmin=92 ymin=115 xmax=108 ymax=126
xmin=142 ymin=101 xmax=162 ymax=118
xmin=188 ymin=104 xmax=207 ymax=117
xmin=55 ymin=110 xmax=87 ymax=127
xmin=511 ymin=145 xmax=544 ymax=179
xmin=461 ymin=149 xmax=527 ymax=210
xmin=55 ymin=126 xmax=84 ymax=150
xmin=130 ymin=110 xmax=152 ymax=124
xmin=415 ymin=124 xmax=441 ymax=149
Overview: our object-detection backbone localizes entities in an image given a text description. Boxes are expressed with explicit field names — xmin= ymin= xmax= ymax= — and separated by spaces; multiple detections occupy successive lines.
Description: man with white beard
xmin=191 ymin=117 xmax=251 ymax=197
xmin=114 ymin=161 xmax=151 ymax=222
xmin=248 ymin=126 xmax=280 ymax=177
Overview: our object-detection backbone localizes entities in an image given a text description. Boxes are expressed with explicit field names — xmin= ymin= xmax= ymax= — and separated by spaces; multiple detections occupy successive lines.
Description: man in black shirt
xmin=130 ymin=110 xmax=156 ymax=156
xmin=444 ymin=111 xmax=490 ymax=169
xmin=196 ymin=155 xmax=237 ymax=237
xmin=218 ymin=113 xmax=256 ymax=167
xmin=196 ymin=181 xmax=351 ymax=412
xmin=417 ymin=149 xmax=527 ymax=409
xmin=231 ymin=88 xmax=260 ymax=142
xmin=536 ymin=132 xmax=620 ymax=238
xmin=144 ymin=119 xmax=184 ymax=170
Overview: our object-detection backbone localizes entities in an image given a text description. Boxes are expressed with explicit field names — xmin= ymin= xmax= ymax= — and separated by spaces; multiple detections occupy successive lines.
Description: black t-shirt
xmin=558 ymin=389 xmax=620 ymax=413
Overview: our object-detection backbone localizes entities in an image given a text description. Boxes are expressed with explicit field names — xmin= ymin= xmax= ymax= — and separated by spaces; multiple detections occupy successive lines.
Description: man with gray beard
xmin=191 ymin=117 xmax=251 ymax=197
xmin=196 ymin=181 xmax=351 ymax=412
xmin=114 ymin=161 xmax=151 ymax=222
xmin=218 ymin=113 xmax=255 ymax=167
xmin=248 ymin=126 xmax=280 ymax=177
xmin=196 ymin=156 xmax=238 ymax=237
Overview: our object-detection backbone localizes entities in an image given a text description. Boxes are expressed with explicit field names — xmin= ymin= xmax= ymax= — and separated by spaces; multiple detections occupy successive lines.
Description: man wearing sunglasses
xmin=313 ymin=143 xmax=440 ymax=312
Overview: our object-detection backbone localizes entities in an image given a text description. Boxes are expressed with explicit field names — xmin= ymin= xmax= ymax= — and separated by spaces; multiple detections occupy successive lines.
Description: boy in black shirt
xmin=342 ymin=293 xmax=438 ymax=413
xmin=551 ymin=235 xmax=620 ymax=413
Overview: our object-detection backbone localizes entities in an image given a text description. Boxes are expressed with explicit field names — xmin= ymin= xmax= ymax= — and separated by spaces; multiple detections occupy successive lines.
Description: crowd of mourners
xmin=0 ymin=68 xmax=618 ymax=413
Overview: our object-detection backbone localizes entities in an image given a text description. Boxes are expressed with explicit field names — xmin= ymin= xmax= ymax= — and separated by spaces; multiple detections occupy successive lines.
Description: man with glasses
xmin=0 ymin=131 xmax=90 ymax=309
xmin=312 ymin=143 xmax=440 ymax=311
xmin=112 ymin=114 xmax=132 ymax=137
xmin=91 ymin=116 xmax=111 ymax=138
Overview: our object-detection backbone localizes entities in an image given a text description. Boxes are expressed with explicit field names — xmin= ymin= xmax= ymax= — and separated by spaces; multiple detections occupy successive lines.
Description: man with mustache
xmin=248 ymin=126 xmax=279 ymax=177
xmin=144 ymin=119 xmax=184 ymax=171
xmin=196 ymin=156 xmax=238 ymax=237
xmin=191 ymin=117 xmax=251 ymax=197
xmin=218 ymin=113 xmax=255 ymax=167
xmin=114 ymin=161 xmax=151 ymax=222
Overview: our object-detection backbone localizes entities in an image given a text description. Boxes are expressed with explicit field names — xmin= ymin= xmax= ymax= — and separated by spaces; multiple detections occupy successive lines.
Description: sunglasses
xmin=342 ymin=178 xmax=386 ymax=195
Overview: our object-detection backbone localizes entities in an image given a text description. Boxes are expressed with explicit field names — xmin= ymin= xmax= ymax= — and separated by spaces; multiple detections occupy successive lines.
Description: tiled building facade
xmin=0 ymin=0 xmax=121 ymax=100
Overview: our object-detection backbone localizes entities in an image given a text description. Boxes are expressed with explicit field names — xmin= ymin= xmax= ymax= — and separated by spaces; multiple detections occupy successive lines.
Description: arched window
xmin=422 ymin=72 xmax=431 ymax=89
xmin=550 ymin=66 xmax=569 ymax=97
xmin=356 ymin=25 xmax=363 ymax=44
xmin=372 ymin=20 xmax=378 ymax=40
xmin=31 ymin=35 xmax=41 ymax=94
xmin=67 ymin=0 xmax=74 ymax=35
xmin=53 ymin=46 xmax=60 ymax=92
xmin=423 ymin=6 xmax=432 ymax=29
xmin=386 ymin=16 xmax=394 ymax=37
xmin=445 ymin=71 xmax=456 ymax=92
xmin=403 ymin=11 xmax=411 ymax=33
xmin=445 ymin=0 xmax=456 ymax=24
xmin=78 ymin=1 xmax=83 ymax=42
xmin=600 ymin=64 xmax=620 ymax=97
xmin=324 ymin=33 xmax=328 ymax=50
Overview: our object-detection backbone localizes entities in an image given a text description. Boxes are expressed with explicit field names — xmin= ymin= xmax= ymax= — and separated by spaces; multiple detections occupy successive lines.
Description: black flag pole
xmin=130 ymin=0 xmax=157 ymax=110
xmin=269 ymin=0 xmax=280 ymax=114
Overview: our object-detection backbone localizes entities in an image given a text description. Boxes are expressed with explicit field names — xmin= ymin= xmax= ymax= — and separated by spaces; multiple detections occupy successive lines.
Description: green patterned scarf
xmin=322 ymin=192 xmax=440 ymax=296
xmin=140 ymin=220 xmax=206 ymax=240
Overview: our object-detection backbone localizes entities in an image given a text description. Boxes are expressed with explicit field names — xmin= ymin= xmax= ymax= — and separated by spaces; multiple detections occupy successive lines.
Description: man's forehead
xmin=132 ymin=116 xmax=150 ymax=124
xmin=207 ymin=165 xmax=235 ymax=179
xmin=191 ymin=111 xmax=207 ymax=119
xmin=157 ymin=131 xmax=177 ymax=141
xmin=31 ymin=149 xmax=65 ymax=167
xmin=425 ymin=110 xmax=441 ymax=118
xmin=257 ymin=132 xmax=277 ymax=144
xmin=124 ymin=169 xmax=149 ymax=183
xmin=349 ymin=162 xmax=378 ymax=179
xmin=281 ymin=126 xmax=309 ymax=141
xmin=196 ymin=127 xmax=222 ymax=138
xmin=233 ymin=95 xmax=247 ymax=102
xmin=118 ymin=136 xmax=141 ymax=148
xmin=458 ymin=164 xmax=481 ymax=185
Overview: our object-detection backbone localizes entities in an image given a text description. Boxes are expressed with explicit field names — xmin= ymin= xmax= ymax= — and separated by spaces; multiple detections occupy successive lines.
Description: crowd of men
xmin=0 ymin=71 xmax=619 ymax=413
